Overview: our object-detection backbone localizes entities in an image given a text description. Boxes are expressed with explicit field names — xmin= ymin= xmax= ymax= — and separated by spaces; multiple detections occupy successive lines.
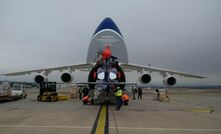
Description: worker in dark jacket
xmin=131 ymin=87 xmax=137 ymax=100
xmin=115 ymin=87 xmax=123 ymax=110
xmin=78 ymin=87 xmax=82 ymax=100
xmin=155 ymin=89 xmax=160 ymax=100
xmin=82 ymin=87 xmax=89 ymax=97
xmin=137 ymin=87 xmax=143 ymax=100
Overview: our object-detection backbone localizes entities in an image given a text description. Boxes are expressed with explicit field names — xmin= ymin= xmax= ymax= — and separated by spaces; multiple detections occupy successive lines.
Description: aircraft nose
xmin=93 ymin=17 xmax=122 ymax=36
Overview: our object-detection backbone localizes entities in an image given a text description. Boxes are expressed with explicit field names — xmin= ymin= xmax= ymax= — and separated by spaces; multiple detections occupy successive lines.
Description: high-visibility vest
xmin=122 ymin=94 xmax=129 ymax=101
xmin=83 ymin=95 xmax=89 ymax=101
xmin=115 ymin=89 xmax=122 ymax=97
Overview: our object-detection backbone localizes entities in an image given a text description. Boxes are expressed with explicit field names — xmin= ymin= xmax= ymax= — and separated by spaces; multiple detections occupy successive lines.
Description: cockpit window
xmin=97 ymin=72 xmax=105 ymax=80
xmin=96 ymin=67 xmax=117 ymax=80
xmin=109 ymin=72 xmax=117 ymax=80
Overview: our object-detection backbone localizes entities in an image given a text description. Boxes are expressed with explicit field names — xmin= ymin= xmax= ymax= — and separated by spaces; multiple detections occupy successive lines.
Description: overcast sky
xmin=0 ymin=0 xmax=221 ymax=85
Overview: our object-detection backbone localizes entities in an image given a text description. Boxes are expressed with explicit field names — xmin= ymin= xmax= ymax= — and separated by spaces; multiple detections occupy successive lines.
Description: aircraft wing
xmin=77 ymin=82 xmax=137 ymax=86
xmin=120 ymin=63 xmax=206 ymax=79
xmin=1 ymin=63 xmax=93 ymax=76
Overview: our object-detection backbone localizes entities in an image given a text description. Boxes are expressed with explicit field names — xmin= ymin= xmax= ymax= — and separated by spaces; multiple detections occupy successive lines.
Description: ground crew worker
xmin=115 ymin=87 xmax=123 ymax=110
xmin=155 ymin=89 xmax=160 ymax=100
xmin=82 ymin=95 xmax=90 ymax=105
xmin=165 ymin=89 xmax=168 ymax=98
xmin=78 ymin=87 xmax=82 ymax=100
xmin=82 ymin=87 xmax=89 ymax=97
xmin=137 ymin=87 xmax=143 ymax=100
xmin=131 ymin=87 xmax=137 ymax=100
xmin=165 ymin=89 xmax=169 ymax=101
xmin=122 ymin=92 xmax=129 ymax=105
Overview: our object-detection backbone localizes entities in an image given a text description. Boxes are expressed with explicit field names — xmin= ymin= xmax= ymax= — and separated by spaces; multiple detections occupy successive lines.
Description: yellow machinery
xmin=37 ymin=92 xmax=58 ymax=102
xmin=37 ymin=82 xmax=58 ymax=102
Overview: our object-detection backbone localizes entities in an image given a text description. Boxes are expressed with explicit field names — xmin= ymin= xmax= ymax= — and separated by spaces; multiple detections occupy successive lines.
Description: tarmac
xmin=0 ymin=88 xmax=221 ymax=134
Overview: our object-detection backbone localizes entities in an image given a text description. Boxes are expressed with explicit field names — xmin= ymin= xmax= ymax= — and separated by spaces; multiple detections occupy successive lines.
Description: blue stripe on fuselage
xmin=93 ymin=17 xmax=122 ymax=37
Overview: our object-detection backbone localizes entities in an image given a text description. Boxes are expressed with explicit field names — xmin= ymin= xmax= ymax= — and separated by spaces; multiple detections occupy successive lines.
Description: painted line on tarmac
xmin=1 ymin=125 xmax=221 ymax=132
xmin=0 ymin=125 xmax=92 ymax=129
xmin=109 ymin=127 xmax=221 ymax=132
xmin=91 ymin=104 xmax=109 ymax=134
xmin=185 ymin=107 xmax=214 ymax=113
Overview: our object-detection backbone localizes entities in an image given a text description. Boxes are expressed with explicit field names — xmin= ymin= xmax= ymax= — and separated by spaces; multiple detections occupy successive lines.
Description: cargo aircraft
xmin=1 ymin=17 xmax=205 ymax=104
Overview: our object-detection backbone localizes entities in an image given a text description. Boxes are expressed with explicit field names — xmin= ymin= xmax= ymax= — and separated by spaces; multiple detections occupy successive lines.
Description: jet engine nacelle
xmin=34 ymin=74 xmax=47 ymax=84
xmin=139 ymin=74 xmax=151 ymax=84
xmin=61 ymin=71 xmax=73 ymax=83
xmin=163 ymin=76 xmax=176 ymax=86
